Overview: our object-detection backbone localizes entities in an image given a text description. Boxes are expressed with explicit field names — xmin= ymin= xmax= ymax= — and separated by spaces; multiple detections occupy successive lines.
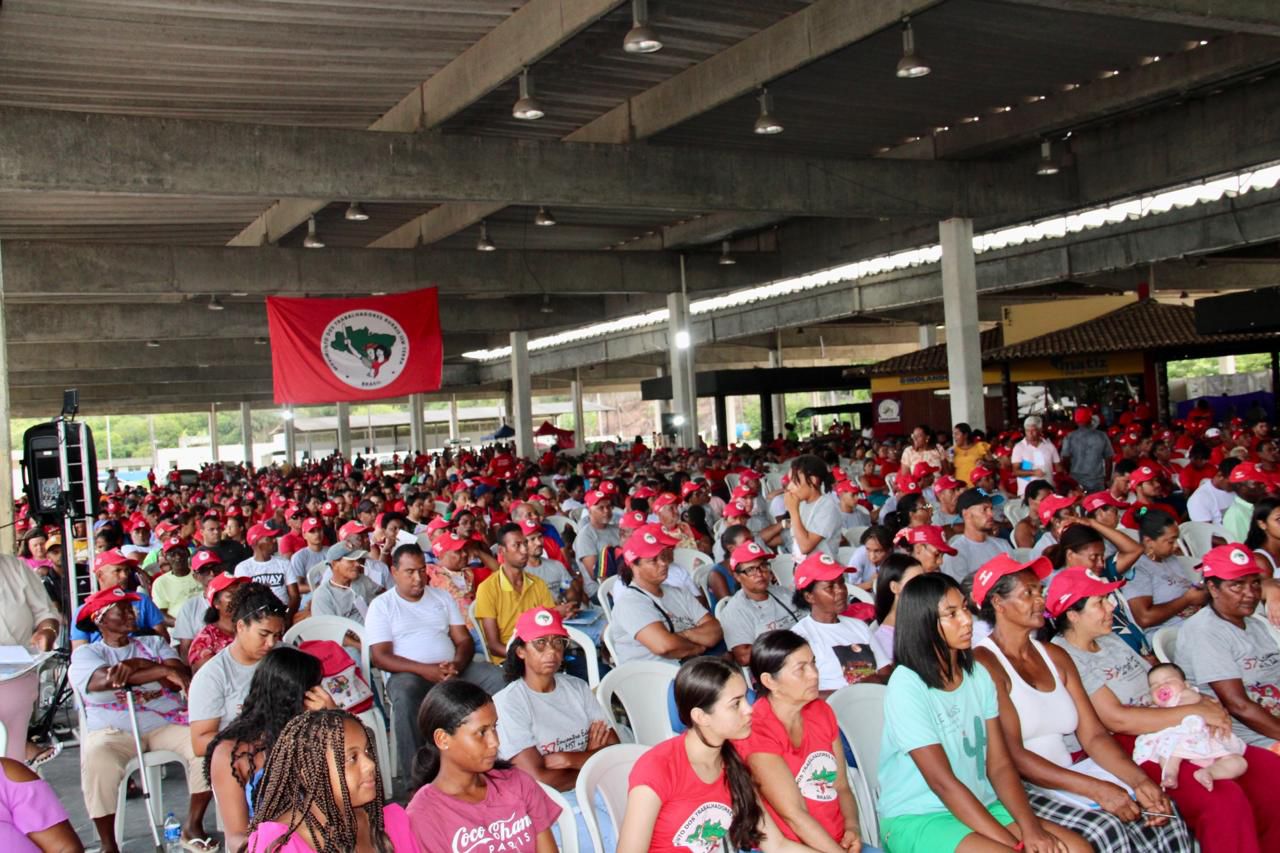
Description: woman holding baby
xmin=1050 ymin=556 xmax=1280 ymax=853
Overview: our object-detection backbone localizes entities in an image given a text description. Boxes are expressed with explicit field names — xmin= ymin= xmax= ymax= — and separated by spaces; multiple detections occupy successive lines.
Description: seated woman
xmin=789 ymin=552 xmax=890 ymax=695
xmin=607 ymin=525 xmax=722 ymax=665
xmin=1049 ymin=561 xmax=1280 ymax=852
xmin=618 ymin=656 xmax=821 ymax=853
xmin=705 ymin=524 xmax=751 ymax=609
xmin=1125 ymin=509 xmax=1208 ymax=640
xmin=719 ymin=542 xmax=799 ymax=667
xmin=1013 ymin=480 xmax=1054 ymax=550
xmin=70 ymin=549 xmax=169 ymax=648
xmin=872 ymin=553 xmax=925 ymax=659
xmin=68 ymin=587 xmax=213 ymax=853
xmin=846 ymin=526 xmax=892 ymax=591
xmin=244 ymin=709 xmax=416 ymax=852
xmin=737 ymin=630 xmax=868 ymax=853
xmin=1246 ymin=497 xmax=1280 ymax=576
xmin=0 ymin=757 xmax=83 ymax=852
xmin=205 ymin=645 xmax=335 ymax=852
xmin=494 ymin=607 xmax=620 ymax=850
xmin=1176 ymin=544 xmax=1280 ymax=749
xmin=188 ymin=573 xmax=248 ymax=672
xmin=972 ymin=554 xmax=1193 ymax=853
xmin=1044 ymin=522 xmax=1149 ymax=655
xmin=188 ymin=582 xmax=289 ymax=758
xmin=406 ymin=680 xmax=560 ymax=852
xmin=899 ymin=525 xmax=955 ymax=575
xmin=879 ymin=572 xmax=1088 ymax=853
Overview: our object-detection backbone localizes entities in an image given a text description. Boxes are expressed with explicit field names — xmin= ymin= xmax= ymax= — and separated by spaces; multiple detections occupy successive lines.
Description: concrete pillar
xmin=408 ymin=393 xmax=425 ymax=454
xmin=448 ymin=396 xmax=460 ymax=441
xmin=653 ymin=367 xmax=667 ymax=436
xmin=571 ymin=370 xmax=586 ymax=451
xmin=366 ymin=410 xmax=375 ymax=454
xmin=1219 ymin=355 xmax=1237 ymax=375
xmin=939 ymin=218 xmax=986 ymax=430
xmin=667 ymin=290 xmax=698 ymax=447
xmin=148 ymin=415 xmax=158 ymax=469
xmin=208 ymin=404 xmax=219 ymax=463
xmin=336 ymin=401 xmax=352 ymax=458
xmin=918 ymin=324 xmax=938 ymax=349
xmin=240 ymin=402 xmax=254 ymax=467
xmin=769 ymin=333 xmax=786 ymax=438
xmin=0 ymin=243 xmax=13 ymax=555
xmin=714 ymin=395 xmax=729 ymax=448
xmin=284 ymin=412 xmax=297 ymax=464
xmin=725 ymin=395 xmax=737 ymax=444
xmin=510 ymin=331 xmax=534 ymax=458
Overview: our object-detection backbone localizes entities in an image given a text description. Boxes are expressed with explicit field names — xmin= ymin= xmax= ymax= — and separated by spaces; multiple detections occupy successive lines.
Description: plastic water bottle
xmin=163 ymin=812 xmax=182 ymax=851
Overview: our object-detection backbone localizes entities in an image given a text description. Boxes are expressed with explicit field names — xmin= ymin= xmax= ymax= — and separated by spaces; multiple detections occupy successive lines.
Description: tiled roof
xmin=859 ymin=326 xmax=1004 ymax=376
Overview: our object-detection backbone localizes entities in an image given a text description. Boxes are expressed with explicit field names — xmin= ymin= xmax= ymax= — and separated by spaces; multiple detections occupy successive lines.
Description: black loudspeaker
xmin=1194 ymin=286 xmax=1280 ymax=335
xmin=22 ymin=421 xmax=100 ymax=521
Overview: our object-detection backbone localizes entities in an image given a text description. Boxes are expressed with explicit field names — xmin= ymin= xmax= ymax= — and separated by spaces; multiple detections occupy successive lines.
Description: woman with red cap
xmin=974 ymin=554 xmax=1191 ymax=853
xmin=788 ymin=552 xmax=890 ymax=696
xmin=188 ymin=573 xmax=249 ymax=672
xmin=1047 ymin=563 xmax=1280 ymax=853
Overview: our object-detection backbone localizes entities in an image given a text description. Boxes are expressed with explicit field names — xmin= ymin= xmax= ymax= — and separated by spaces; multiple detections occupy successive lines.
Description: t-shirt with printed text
xmin=406 ymin=766 xmax=558 ymax=853
xmin=630 ymin=734 xmax=736 ymax=853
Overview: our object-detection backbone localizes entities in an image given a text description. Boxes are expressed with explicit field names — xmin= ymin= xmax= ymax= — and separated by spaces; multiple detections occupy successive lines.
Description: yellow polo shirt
xmin=473 ymin=569 xmax=554 ymax=663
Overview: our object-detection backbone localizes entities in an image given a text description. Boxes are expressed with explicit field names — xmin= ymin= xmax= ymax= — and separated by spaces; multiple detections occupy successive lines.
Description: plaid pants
xmin=1025 ymin=788 xmax=1193 ymax=853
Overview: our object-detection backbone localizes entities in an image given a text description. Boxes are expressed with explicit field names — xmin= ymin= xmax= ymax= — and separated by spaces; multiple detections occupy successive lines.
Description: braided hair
xmin=241 ymin=709 xmax=391 ymax=853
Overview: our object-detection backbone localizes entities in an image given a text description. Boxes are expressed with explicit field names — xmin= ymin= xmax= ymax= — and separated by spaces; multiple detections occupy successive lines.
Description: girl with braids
xmin=206 ymin=646 xmax=335 ymax=852
xmin=244 ymin=709 xmax=415 ymax=852
xmin=784 ymin=454 xmax=842 ymax=561
xmin=619 ymin=656 xmax=816 ymax=853
xmin=406 ymin=680 xmax=560 ymax=853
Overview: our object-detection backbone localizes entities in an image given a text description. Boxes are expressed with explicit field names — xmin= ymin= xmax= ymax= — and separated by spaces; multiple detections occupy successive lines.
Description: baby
xmin=1133 ymin=663 xmax=1247 ymax=791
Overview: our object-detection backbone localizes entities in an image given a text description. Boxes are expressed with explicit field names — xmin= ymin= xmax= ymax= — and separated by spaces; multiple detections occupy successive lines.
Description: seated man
xmin=518 ymin=518 xmax=585 ymax=605
xmin=718 ymin=541 xmax=799 ymax=666
xmin=149 ymin=536 xmax=202 ymax=621
xmin=365 ymin=542 xmax=504 ymax=784
xmin=474 ymin=523 xmax=567 ymax=664
xmin=309 ymin=542 xmax=381 ymax=622
xmin=172 ymin=549 xmax=223 ymax=663
xmin=72 ymin=549 xmax=169 ymax=648
xmin=69 ymin=587 xmax=212 ymax=853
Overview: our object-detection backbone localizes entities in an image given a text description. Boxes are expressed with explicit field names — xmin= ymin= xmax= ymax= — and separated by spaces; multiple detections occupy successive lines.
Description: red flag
xmin=265 ymin=288 xmax=443 ymax=404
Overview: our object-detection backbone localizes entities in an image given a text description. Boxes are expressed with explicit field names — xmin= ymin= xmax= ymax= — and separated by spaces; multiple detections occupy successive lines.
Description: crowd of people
xmin=0 ymin=398 xmax=1279 ymax=852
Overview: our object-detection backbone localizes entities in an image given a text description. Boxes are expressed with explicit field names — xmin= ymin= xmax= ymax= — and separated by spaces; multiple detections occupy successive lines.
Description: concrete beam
xmin=0 ymin=243 xmax=778 ymax=299
xmin=0 ymin=107 xmax=1064 ymax=220
xmin=7 ymin=364 xmax=276 ymax=389
xmin=1005 ymin=0 xmax=1280 ymax=35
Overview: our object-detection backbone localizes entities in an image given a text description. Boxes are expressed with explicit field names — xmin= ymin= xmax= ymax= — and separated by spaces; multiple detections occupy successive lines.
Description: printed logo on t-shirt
xmin=833 ymin=644 xmax=878 ymax=684
xmin=451 ymin=812 xmax=534 ymax=853
xmin=794 ymin=751 xmax=839 ymax=802
xmin=536 ymin=728 xmax=589 ymax=756
xmin=673 ymin=802 xmax=734 ymax=853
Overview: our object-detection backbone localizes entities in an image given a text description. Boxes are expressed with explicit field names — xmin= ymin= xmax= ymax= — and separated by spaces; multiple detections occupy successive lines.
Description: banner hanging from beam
xmin=265 ymin=288 xmax=443 ymax=404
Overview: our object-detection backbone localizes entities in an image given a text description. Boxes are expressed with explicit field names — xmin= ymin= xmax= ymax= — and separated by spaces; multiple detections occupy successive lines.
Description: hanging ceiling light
xmin=1036 ymin=140 xmax=1060 ymax=176
xmin=344 ymin=201 xmax=369 ymax=221
xmin=146 ymin=339 xmax=160 ymax=348
xmin=303 ymin=216 xmax=325 ymax=249
xmin=476 ymin=220 xmax=496 ymax=252
xmin=540 ymin=294 xmax=555 ymax=314
xmin=718 ymin=240 xmax=737 ymax=265
xmin=895 ymin=18 xmax=931 ymax=79
xmin=534 ymin=206 xmax=557 ymax=226
xmin=207 ymin=294 xmax=225 ymax=311
xmin=512 ymin=68 xmax=545 ymax=120
xmin=623 ymin=0 xmax=662 ymax=54
xmin=753 ymin=88 xmax=783 ymax=135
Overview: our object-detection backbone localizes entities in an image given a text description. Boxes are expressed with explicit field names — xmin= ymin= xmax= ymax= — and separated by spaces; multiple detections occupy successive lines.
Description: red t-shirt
xmin=630 ymin=735 xmax=735 ymax=853
xmin=1179 ymin=462 xmax=1215 ymax=495
xmin=733 ymin=698 xmax=845 ymax=843
xmin=277 ymin=531 xmax=305 ymax=558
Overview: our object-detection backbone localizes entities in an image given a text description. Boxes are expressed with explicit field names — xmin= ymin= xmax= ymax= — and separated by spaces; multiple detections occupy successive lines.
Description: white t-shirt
xmin=790 ymin=615 xmax=890 ymax=692
xmin=1123 ymin=556 xmax=1196 ymax=638
xmin=234 ymin=556 xmax=298 ymax=604
xmin=525 ymin=558 xmax=573 ymax=600
xmin=70 ymin=636 xmax=182 ymax=734
xmin=1186 ymin=479 xmax=1234 ymax=525
xmin=493 ymin=675 xmax=608 ymax=760
xmin=172 ymin=594 xmax=210 ymax=641
xmin=310 ymin=575 xmax=381 ymax=622
xmin=364 ymin=587 xmax=462 ymax=666
xmin=1011 ymin=439 xmax=1061 ymax=496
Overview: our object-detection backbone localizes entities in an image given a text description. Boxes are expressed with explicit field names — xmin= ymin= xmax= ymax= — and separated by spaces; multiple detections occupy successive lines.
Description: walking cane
xmin=124 ymin=688 xmax=166 ymax=852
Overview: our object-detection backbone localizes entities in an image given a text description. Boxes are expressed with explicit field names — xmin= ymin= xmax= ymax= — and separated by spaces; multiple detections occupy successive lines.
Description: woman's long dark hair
xmin=411 ymin=680 xmax=507 ymax=789
xmin=1137 ymin=508 xmax=1177 ymax=543
xmin=204 ymin=645 xmax=323 ymax=787
xmin=231 ymin=581 xmax=288 ymax=627
xmin=1246 ymin=497 xmax=1280 ymax=550
xmin=748 ymin=630 xmax=809 ymax=697
xmin=1044 ymin=523 xmax=1104 ymax=571
xmin=240 ymin=709 xmax=391 ymax=853
xmin=895 ymin=573 xmax=973 ymax=691
xmin=874 ymin=552 xmax=923 ymax=624
xmin=674 ymin=657 xmax=762 ymax=852
xmin=789 ymin=454 xmax=834 ymax=493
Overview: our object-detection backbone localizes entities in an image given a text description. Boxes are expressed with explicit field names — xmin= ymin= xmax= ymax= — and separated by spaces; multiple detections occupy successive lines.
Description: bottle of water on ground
xmin=163 ymin=812 xmax=182 ymax=851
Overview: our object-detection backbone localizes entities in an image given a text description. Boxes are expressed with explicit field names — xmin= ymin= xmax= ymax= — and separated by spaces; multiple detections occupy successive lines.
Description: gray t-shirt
xmin=493 ymin=674 xmax=607 ymax=760
xmin=172 ymin=594 xmax=211 ymax=641
xmin=1176 ymin=607 xmax=1280 ymax=747
xmin=1029 ymin=531 xmax=1057 ymax=560
xmin=608 ymin=583 xmax=709 ymax=665
xmin=1123 ymin=556 xmax=1196 ymax=638
xmin=944 ymin=534 xmax=1013 ymax=581
xmin=1052 ymin=633 xmax=1151 ymax=707
xmin=290 ymin=548 xmax=328 ymax=589
xmin=719 ymin=587 xmax=799 ymax=651
xmin=794 ymin=494 xmax=843 ymax=560
xmin=1061 ymin=427 xmax=1112 ymax=492
xmin=526 ymin=557 xmax=573 ymax=600
xmin=188 ymin=646 xmax=258 ymax=728
xmin=310 ymin=575 xmax=381 ymax=622
xmin=574 ymin=523 xmax=621 ymax=574
xmin=70 ymin=636 xmax=182 ymax=734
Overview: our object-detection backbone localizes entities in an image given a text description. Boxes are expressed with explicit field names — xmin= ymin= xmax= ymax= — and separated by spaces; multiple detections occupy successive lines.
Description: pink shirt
xmin=0 ymin=769 xmax=70 ymax=852
xmin=246 ymin=803 xmax=416 ymax=852
xmin=406 ymin=767 xmax=559 ymax=853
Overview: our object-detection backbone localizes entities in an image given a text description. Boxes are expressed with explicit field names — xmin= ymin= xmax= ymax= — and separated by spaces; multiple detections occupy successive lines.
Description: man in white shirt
xmin=233 ymin=523 xmax=300 ymax=614
xmin=1010 ymin=415 xmax=1061 ymax=497
xmin=366 ymin=542 xmax=503 ymax=784
xmin=944 ymin=490 xmax=1013 ymax=581
xmin=1186 ymin=458 xmax=1238 ymax=525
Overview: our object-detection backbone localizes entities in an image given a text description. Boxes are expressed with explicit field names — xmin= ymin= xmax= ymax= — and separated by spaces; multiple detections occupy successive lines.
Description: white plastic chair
xmin=847 ymin=584 xmax=874 ymax=605
xmin=576 ymin=744 xmax=649 ymax=853
xmin=771 ymin=554 xmax=796 ymax=589
xmin=433 ymin=500 xmax=451 ymax=516
xmin=843 ymin=526 xmax=869 ymax=547
xmin=714 ymin=597 xmax=730 ymax=620
xmin=546 ymin=515 xmax=576 ymax=537
xmin=1178 ymin=521 xmax=1230 ymax=559
xmin=1173 ymin=554 xmax=1201 ymax=584
xmin=1004 ymin=500 xmax=1029 ymax=528
xmin=691 ymin=562 xmax=716 ymax=605
xmin=0 ymin=721 xmax=7 ymax=759
xmin=1009 ymin=548 xmax=1034 ymax=562
xmin=1118 ymin=525 xmax=1141 ymax=542
xmin=601 ymin=622 xmax=619 ymax=665
xmin=847 ymin=766 xmax=880 ymax=848
xmin=827 ymin=682 xmax=887 ymax=846
xmin=567 ymin=625 xmax=602 ymax=690
xmin=837 ymin=545 xmax=857 ymax=566
xmin=597 ymin=661 xmax=678 ymax=746
xmin=725 ymin=473 xmax=741 ymax=492
xmin=598 ymin=575 xmax=620 ymax=622
xmin=1153 ymin=625 xmax=1179 ymax=664
xmin=540 ymin=782 xmax=580 ymax=853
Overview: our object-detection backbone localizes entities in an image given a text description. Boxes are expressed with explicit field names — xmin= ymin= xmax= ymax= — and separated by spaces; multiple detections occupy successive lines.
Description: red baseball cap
xmin=619 ymin=510 xmax=647 ymax=530
xmin=154 ymin=520 xmax=179 ymax=538
xmin=425 ymin=516 xmax=451 ymax=533
xmin=729 ymin=541 xmax=775 ymax=570
xmin=739 ymin=470 xmax=763 ymax=483
xmin=284 ymin=506 xmax=303 ymax=521
xmin=834 ymin=480 xmax=860 ymax=496
xmin=1129 ymin=465 xmax=1159 ymax=486
xmin=207 ymin=574 xmax=248 ymax=605
xmin=302 ymin=517 xmax=324 ymax=533
xmin=1082 ymin=491 xmax=1128 ymax=514
xmin=1045 ymin=567 xmax=1124 ymax=618
xmin=94 ymin=548 xmax=138 ymax=573
xmin=1228 ymin=462 xmax=1269 ymax=485
xmin=320 ymin=500 xmax=339 ymax=517
xmin=161 ymin=535 xmax=187 ymax=554
xmin=1200 ymin=543 xmax=1262 ymax=580
xmin=514 ymin=607 xmax=569 ymax=642
xmin=794 ymin=552 xmax=845 ymax=590
xmin=621 ymin=525 xmax=680 ymax=564
xmin=968 ymin=465 xmax=996 ymax=483
xmin=75 ymin=586 xmax=140 ymax=632
xmin=896 ymin=475 xmax=921 ymax=495
xmin=631 ymin=486 xmax=657 ymax=500
xmin=517 ymin=518 xmax=542 ymax=537
xmin=1074 ymin=407 xmax=1093 ymax=426
xmin=680 ymin=481 xmax=703 ymax=500
xmin=652 ymin=492 xmax=680 ymax=511
xmin=190 ymin=549 xmax=223 ymax=573
xmin=246 ymin=523 xmax=278 ymax=547
xmin=338 ymin=520 xmax=370 ymax=540
xmin=730 ymin=484 xmax=755 ymax=500
xmin=971 ymin=553 xmax=1052 ymax=606
xmin=901 ymin=525 xmax=957 ymax=555
xmin=583 ymin=490 xmax=610 ymax=507
xmin=911 ymin=461 xmax=938 ymax=479
xmin=933 ymin=475 xmax=963 ymax=493
xmin=1037 ymin=494 xmax=1079 ymax=525
xmin=431 ymin=532 xmax=468 ymax=557
xmin=723 ymin=498 xmax=751 ymax=519
xmin=526 ymin=476 xmax=543 ymax=491
xmin=225 ymin=505 xmax=243 ymax=519
xmin=598 ymin=481 xmax=619 ymax=496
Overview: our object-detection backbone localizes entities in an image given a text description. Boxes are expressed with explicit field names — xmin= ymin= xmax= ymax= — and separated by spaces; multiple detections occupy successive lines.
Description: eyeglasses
xmin=733 ymin=564 xmax=771 ymax=576
xmin=528 ymin=636 xmax=569 ymax=652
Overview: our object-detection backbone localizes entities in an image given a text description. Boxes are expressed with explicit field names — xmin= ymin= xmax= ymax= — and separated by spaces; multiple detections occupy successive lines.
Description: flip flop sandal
xmin=181 ymin=838 xmax=219 ymax=852
xmin=26 ymin=740 xmax=62 ymax=771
